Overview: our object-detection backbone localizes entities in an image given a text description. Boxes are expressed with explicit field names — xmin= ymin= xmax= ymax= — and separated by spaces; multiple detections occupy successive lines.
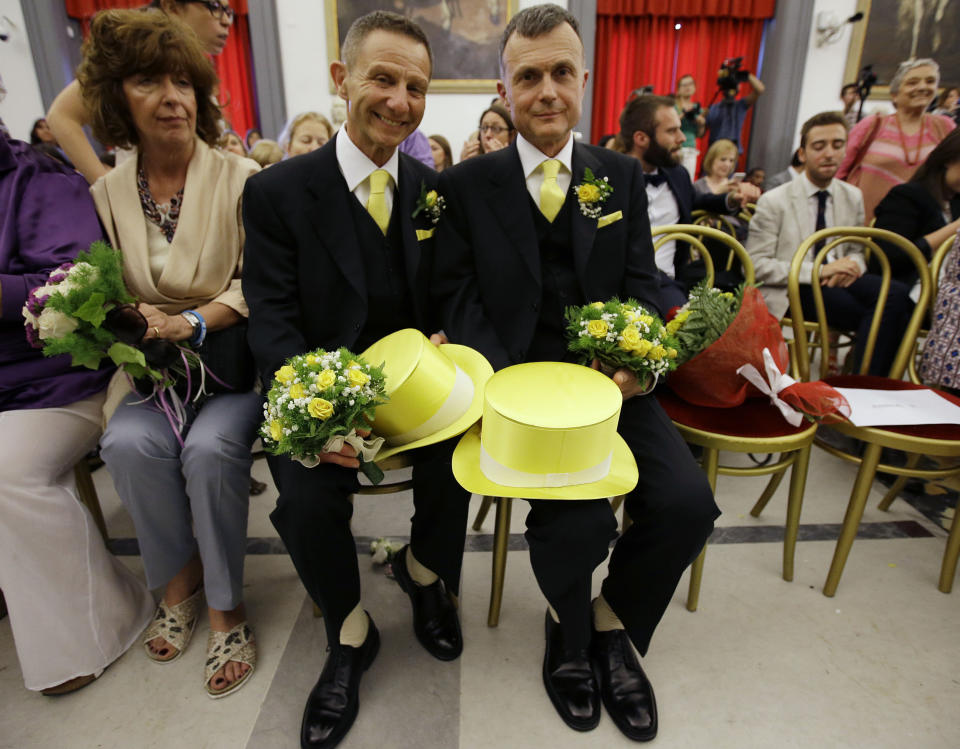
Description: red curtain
xmin=597 ymin=0 xmax=774 ymax=17
xmin=64 ymin=0 xmax=257 ymax=138
xmin=592 ymin=7 xmax=771 ymax=171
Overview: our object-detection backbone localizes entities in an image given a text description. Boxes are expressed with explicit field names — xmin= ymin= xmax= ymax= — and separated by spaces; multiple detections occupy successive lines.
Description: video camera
xmin=628 ymin=85 xmax=655 ymax=102
xmin=717 ymin=57 xmax=749 ymax=93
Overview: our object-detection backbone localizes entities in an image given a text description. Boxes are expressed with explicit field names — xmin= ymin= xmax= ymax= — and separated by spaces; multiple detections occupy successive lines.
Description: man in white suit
xmin=746 ymin=111 xmax=913 ymax=375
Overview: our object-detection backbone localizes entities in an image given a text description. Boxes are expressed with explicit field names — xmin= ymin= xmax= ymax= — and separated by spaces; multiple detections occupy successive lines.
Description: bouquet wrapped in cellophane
xmin=260 ymin=347 xmax=389 ymax=483
xmin=666 ymin=281 xmax=849 ymax=425
xmin=565 ymin=298 xmax=679 ymax=386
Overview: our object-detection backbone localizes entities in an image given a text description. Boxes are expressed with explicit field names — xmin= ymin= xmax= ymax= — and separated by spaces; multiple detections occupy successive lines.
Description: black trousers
xmin=525 ymin=394 xmax=719 ymax=655
xmin=267 ymin=438 xmax=471 ymax=650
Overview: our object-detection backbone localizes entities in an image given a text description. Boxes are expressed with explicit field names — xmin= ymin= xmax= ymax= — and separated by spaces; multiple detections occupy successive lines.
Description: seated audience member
xmin=282 ymin=111 xmax=334 ymax=158
xmin=78 ymin=9 xmax=261 ymax=699
xmin=460 ymin=103 xmax=515 ymax=161
xmin=30 ymin=117 xmax=57 ymax=146
xmin=705 ymin=66 xmax=765 ymax=150
xmin=47 ymin=0 xmax=235 ymax=185
xmin=694 ymin=138 xmax=740 ymax=196
xmin=245 ymin=127 xmax=262 ymax=150
xmin=596 ymin=132 xmax=618 ymax=149
xmin=841 ymin=82 xmax=861 ymax=129
xmin=220 ymin=128 xmax=247 ymax=156
xmin=874 ymin=128 xmax=960 ymax=291
xmin=744 ymin=167 xmax=765 ymax=190
xmin=399 ymin=128 xmax=436 ymax=168
xmin=838 ymin=59 xmax=955 ymax=222
xmin=0 ymin=132 xmax=154 ymax=697
xmin=747 ymin=111 xmax=913 ymax=376
xmin=249 ymin=138 xmax=284 ymax=168
xmin=919 ymin=230 xmax=960 ymax=391
xmin=619 ymin=95 xmax=758 ymax=308
xmin=933 ymin=86 xmax=958 ymax=120
xmin=428 ymin=133 xmax=453 ymax=171
xmin=765 ymin=149 xmax=803 ymax=191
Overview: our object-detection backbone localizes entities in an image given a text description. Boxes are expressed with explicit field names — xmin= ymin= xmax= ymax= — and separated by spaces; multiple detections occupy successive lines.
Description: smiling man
xmin=433 ymin=4 xmax=719 ymax=742
xmin=242 ymin=12 xmax=471 ymax=749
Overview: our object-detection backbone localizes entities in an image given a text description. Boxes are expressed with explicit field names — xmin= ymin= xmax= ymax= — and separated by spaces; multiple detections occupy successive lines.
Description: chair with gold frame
xmin=786 ymin=226 xmax=960 ymax=595
xmin=652 ymin=224 xmax=819 ymax=611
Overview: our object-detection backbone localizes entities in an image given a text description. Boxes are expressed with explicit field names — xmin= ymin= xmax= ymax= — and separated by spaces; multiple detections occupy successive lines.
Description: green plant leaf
xmin=108 ymin=342 xmax=146 ymax=368
xmin=73 ymin=292 xmax=108 ymax=326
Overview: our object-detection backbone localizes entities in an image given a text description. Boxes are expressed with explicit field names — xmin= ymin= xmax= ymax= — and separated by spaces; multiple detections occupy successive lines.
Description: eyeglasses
xmin=181 ymin=0 xmax=235 ymax=23
xmin=480 ymin=124 xmax=509 ymax=135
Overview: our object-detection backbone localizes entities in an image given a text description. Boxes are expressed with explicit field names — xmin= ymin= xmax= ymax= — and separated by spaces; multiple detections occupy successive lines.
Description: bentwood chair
xmin=787 ymin=227 xmax=960 ymax=595
xmin=652 ymin=225 xmax=819 ymax=612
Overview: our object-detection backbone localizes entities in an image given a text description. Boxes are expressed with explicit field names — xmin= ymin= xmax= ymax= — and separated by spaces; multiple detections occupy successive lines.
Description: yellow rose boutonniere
xmin=308 ymin=397 xmax=334 ymax=420
xmin=412 ymin=181 xmax=446 ymax=225
xmin=573 ymin=167 xmax=613 ymax=219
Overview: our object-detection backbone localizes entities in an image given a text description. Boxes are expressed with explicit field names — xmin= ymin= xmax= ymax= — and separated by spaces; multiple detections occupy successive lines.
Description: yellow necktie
xmin=539 ymin=159 xmax=565 ymax=222
xmin=366 ymin=169 xmax=391 ymax=235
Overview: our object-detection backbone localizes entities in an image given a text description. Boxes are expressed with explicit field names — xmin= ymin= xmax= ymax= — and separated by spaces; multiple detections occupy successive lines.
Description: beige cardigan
xmin=91 ymin=138 xmax=259 ymax=421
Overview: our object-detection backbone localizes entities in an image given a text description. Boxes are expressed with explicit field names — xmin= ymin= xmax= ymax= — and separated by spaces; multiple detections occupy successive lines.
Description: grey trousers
xmin=101 ymin=390 xmax=262 ymax=610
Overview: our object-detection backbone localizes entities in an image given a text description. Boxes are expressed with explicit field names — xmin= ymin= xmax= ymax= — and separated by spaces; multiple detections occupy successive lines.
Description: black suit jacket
xmin=874 ymin=181 xmax=960 ymax=283
xmin=242 ymin=134 xmax=439 ymax=382
xmin=657 ymin=164 xmax=728 ymax=277
xmin=433 ymin=140 xmax=661 ymax=371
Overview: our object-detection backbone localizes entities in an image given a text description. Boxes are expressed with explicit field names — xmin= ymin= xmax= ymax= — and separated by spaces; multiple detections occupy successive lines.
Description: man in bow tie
xmin=242 ymin=11 xmax=470 ymax=749
xmin=433 ymin=4 xmax=719 ymax=742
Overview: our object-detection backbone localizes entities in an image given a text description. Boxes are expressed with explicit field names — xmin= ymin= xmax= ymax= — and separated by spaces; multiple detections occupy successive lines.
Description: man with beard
xmin=619 ymin=95 xmax=759 ymax=307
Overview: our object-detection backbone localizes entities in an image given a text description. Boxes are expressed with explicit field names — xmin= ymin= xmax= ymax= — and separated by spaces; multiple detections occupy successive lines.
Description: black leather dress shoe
xmin=542 ymin=611 xmax=600 ymax=732
xmin=591 ymin=628 xmax=657 ymax=742
xmin=301 ymin=616 xmax=380 ymax=749
xmin=392 ymin=545 xmax=462 ymax=661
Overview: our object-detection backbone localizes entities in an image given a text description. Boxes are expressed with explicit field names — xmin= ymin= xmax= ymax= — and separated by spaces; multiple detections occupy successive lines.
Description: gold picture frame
xmin=844 ymin=0 xmax=960 ymax=99
xmin=326 ymin=0 xmax=518 ymax=94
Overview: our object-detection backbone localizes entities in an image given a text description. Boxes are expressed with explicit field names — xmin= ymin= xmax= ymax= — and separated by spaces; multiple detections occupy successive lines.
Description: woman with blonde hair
xmin=249 ymin=138 xmax=284 ymax=168
xmin=281 ymin=112 xmax=334 ymax=158
xmin=694 ymin=138 xmax=739 ymax=196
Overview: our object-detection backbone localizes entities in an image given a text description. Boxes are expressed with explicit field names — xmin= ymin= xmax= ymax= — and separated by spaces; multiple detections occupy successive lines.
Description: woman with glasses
xmin=47 ymin=0 xmax=234 ymax=185
xmin=460 ymin=103 xmax=516 ymax=162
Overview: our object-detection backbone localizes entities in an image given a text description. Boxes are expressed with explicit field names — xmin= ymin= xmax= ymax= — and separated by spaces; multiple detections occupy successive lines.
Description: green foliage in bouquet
xmin=565 ymin=298 xmax=680 ymax=378
xmin=260 ymin=348 xmax=389 ymax=482
xmin=668 ymin=280 xmax=750 ymax=365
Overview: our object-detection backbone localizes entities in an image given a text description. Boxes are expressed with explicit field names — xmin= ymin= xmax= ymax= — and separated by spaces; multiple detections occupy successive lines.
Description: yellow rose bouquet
xmin=260 ymin=347 xmax=389 ymax=483
xmin=565 ymin=298 xmax=679 ymax=383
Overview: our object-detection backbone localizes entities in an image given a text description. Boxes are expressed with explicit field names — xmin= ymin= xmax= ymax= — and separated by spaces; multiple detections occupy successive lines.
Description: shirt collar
xmin=335 ymin=128 xmax=400 ymax=192
xmin=516 ymin=133 xmax=574 ymax=179
xmin=801 ymin=171 xmax=834 ymax=199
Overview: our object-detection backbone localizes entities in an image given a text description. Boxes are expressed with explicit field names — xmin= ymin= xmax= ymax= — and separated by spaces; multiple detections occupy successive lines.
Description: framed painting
xmin=326 ymin=0 xmax=518 ymax=93
xmin=845 ymin=0 xmax=960 ymax=98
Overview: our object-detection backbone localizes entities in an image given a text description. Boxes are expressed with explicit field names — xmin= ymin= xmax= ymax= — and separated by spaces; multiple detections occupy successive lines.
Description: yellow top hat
xmin=452 ymin=362 xmax=639 ymax=500
xmin=361 ymin=329 xmax=494 ymax=460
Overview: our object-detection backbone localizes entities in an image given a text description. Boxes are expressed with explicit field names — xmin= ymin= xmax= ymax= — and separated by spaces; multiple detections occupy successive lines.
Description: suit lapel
xmin=305 ymin=137 xmax=367 ymax=303
xmin=788 ymin=178 xmax=813 ymax=240
xmin=570 ymin=142 xmax=601 ymax=280
xmin=488 ymin=142 xmax=541 ymax=283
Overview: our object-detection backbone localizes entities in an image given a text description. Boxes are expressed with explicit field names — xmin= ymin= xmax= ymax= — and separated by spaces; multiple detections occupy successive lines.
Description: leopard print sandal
xmin=204 ymin=621 xmax=256 ymax=699
xmin=142 ymin=587 xmax=204 ymax=663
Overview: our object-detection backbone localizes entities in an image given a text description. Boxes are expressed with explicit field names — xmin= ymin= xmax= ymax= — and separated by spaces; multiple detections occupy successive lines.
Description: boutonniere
xmin=411 ymin=181 xmax=446 ymax=225
xmin=573 ymin=168 xmax=613 ymax=219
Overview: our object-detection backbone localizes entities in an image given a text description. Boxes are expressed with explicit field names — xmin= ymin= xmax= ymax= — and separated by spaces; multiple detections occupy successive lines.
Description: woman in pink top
xmin=838 ymin=59 xmax=955 ymax=222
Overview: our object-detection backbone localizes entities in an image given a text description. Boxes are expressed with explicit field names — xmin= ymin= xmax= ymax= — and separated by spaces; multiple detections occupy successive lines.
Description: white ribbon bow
xmin=736 ymin=347 xmax=803 ymax=427
xmin=297 ymin=428 xmax=386 ymax=469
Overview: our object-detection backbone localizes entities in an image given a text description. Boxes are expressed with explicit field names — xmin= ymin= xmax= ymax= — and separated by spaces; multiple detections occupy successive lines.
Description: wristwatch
xmin=180 ymin=310 xmax=206 ymax=346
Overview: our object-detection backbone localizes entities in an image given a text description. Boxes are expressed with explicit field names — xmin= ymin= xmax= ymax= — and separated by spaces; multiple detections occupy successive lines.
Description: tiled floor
xmin=1 ymin=446 xmax=958 ymax=749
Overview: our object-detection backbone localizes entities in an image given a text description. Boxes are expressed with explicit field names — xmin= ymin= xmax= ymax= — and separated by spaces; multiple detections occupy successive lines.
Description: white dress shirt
xmin=336 ymin=128 xmax=400 ymax=215
xmin=516 ymin=133 xmax=574 ymax=206
xmin=643 ymin=169 xmax=681 ymax=277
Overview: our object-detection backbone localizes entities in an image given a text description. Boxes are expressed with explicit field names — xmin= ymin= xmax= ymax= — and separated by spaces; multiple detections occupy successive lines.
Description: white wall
xmin=276 ymin=0 xmax=558 ymax=162
xmin=0 ymin=0 xmax=44 ymax=141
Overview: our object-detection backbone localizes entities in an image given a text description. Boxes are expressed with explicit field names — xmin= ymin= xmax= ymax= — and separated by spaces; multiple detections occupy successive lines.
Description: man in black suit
xmin=433 ymin=5 xmax=719 ymax=742
xmin=618 ymin=94 xmax=759 ymax=308
xmin=242 ymin=12 xmax=467 ymax=749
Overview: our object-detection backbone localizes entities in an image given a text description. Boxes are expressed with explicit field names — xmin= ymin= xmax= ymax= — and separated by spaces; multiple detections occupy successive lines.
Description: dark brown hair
xmin=618 ymin=94 xmax=675 ymax=150
xmin=799 ymin=111 xmax=848 ymax=149
xmin=499 ymin=4 xmax=580 ymax=73
xmin=910 ymin=127 xmax=960 ymax=203
xmin=478 ymin=103 xmax=515 ymax=153
xmin=938 ymin=86 xmax=959 ymax=109
xmin=428 ymin=134 xmax=453 ymax=171
xmin=341 ymin=10 xmax=432 ymax=78
xmin=77 ymin=8 xmax=221 ymax=149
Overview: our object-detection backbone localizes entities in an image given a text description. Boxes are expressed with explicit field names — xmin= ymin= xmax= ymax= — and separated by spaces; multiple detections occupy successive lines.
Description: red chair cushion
xmin=657 ymin=389 xmax=814 ymax=438
xmin=823 ymin=375 xmax=960 ymax=441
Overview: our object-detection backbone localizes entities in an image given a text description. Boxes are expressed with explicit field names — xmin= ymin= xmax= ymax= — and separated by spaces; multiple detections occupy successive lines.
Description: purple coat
xmin=0 ymin=136 xmax=113 ymax=411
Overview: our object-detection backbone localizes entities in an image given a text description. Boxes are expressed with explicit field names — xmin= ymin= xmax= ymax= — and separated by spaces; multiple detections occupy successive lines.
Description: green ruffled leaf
xmin=72 ymin=291 xmax=108 ymax=326
xmin=108 ymin=342 xmax=146 ymax=368
xmin=70 ymin=349 xmax=105 ymax=370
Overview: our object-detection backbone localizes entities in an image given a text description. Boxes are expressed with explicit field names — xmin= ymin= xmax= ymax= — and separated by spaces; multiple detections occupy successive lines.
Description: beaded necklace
xmin=137 ymin=166 xmax=184 ymax=243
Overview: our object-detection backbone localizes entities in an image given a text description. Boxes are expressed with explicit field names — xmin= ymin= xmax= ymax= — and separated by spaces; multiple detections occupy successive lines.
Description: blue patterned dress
xmin=920 ymin=232 xmax=960 ymax=389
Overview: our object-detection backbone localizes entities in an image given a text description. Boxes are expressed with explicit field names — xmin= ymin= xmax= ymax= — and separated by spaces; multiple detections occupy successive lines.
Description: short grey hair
xmin=889 ymin=58 xmax=940 ymax=95
xmin=340 ymin=10 xmax=433 ymax=77
xmin=498 ymin=4 xmax=581 ymax=75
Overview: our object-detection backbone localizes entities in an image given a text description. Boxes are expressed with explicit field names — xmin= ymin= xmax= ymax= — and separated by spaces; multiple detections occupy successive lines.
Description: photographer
xmin=705 ymin=58 xmax=765 ymax=151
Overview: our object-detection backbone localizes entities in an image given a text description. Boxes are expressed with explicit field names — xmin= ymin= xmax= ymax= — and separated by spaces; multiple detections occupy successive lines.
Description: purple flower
xmin=48 ymin=263 xmax=73 ymax=283
xmin=26 ymin=289 xmax=49 ymax=317
xmin=24 ymin=322 xmax=41 ymax=349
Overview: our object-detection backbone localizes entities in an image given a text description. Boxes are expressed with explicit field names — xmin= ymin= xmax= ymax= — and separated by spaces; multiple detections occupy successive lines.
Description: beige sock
xmin=339 ymin=603 xmax=369 ymax=647
xmin=547 ymin=604 xmax=560 ymax=623
xmin=406 ymin=547 xmax=439 ymax=586
xmin=592 ymin=594 xmax=625 ymax=632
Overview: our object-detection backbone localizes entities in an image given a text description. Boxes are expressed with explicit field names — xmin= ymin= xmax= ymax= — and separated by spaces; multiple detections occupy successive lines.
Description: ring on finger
xmin=153 ymin=326 xmax=161 ymax=338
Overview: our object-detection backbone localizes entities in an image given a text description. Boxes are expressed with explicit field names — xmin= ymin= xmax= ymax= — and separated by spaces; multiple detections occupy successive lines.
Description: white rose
xmin=32 ymin=284 xmax=58 ymax=300
xmin=37 ymin=308 xmax=79 ymax=340
xmin=21 ymin=304 xmax=38 ymax=328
